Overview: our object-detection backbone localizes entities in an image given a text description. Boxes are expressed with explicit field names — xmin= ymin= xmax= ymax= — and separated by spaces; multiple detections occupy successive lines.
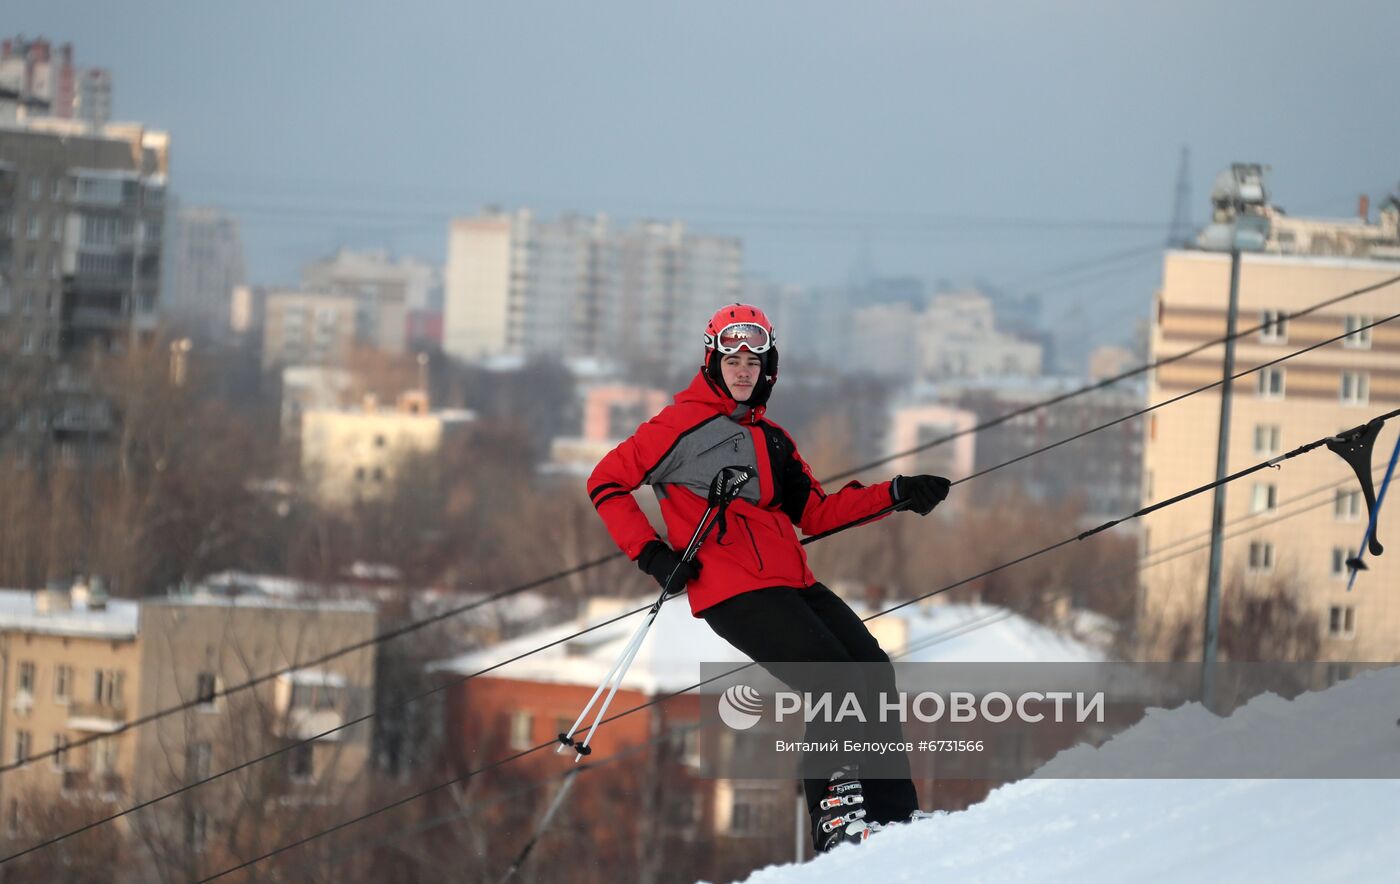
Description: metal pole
xmin=1201 ymin=247 xmax=1242 ymax=710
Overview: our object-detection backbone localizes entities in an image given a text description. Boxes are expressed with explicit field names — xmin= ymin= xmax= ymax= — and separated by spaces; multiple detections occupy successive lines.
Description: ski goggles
xmin=709 ymin=322 xmax=773 ymax=355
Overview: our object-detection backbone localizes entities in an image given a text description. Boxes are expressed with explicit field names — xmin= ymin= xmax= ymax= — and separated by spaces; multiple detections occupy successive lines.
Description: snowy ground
xmin=728 ymin=667 xmax=1400 ymax=883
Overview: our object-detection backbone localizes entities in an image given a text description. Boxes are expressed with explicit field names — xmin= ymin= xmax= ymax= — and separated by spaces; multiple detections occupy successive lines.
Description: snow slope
xmin=730 ymin=667 xmax=1400 ymax=883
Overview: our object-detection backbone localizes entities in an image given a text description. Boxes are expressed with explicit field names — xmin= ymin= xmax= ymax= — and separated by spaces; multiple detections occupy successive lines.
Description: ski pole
xmin=557 ymin=466 xmax=755 ymax=759
xmin=554 ymin=498 xmax=719 ymax=758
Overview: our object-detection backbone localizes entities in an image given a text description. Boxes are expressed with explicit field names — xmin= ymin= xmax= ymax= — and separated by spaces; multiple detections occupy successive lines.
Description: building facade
xmin=1137 ymin=194 xmax=1400 ymax=661
xmin=443 ymin=209 xmax=741 ymax=370
xmin=300 ymin=391 xmax=474 ymax=509
xmin=0 ymin=117 xmax=167 ymax=360
xmin=0 ymin=37 xmax=110 ymax=128
xmin=260 ymin=290 xmax=357 ymax=372
xmin=161 ymin=202 xmax=246 ymax=339
xmin=300 ymin=247 xmax=436 ymax=355
xmin=0 ymin=582 xmax=376 ymax=871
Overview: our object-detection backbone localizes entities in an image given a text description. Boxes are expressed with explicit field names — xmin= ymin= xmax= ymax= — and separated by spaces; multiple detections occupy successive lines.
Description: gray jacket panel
xmin=646 ymin=415 xmax=761 ymax=505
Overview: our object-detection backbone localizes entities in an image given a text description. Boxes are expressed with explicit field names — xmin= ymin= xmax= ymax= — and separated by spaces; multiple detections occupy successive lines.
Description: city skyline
xmin=8 ymin=1 xmax=1397 ymax=358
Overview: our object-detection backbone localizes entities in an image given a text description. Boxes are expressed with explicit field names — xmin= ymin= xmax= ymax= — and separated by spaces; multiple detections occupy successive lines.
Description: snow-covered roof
xmin=429 ymin=598 xmax=1101 ymax=694
xmin=0 ymin=589 xmax=140 ymax=639
xmin=732 ymin=668 xmax=1400 ymax=883
xmin=149 ymin=593 xmax=376 ymax=615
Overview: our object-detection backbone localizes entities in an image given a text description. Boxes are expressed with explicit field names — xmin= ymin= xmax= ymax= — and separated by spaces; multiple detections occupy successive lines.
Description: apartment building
xmin=0 ymin=581 xmax=376 ymax=866
xmin=443 ymin=209 xmax=741 ymax=370
xmin=1137 ymin=192 xmax=1400 ymax=660
xmin=0 ymin=116 xmax=167 ymax=360
xmin=260 ymin=290 xmax=357 ymax=371
xmin=301 ymin=247 xmax=436 ymax=355
xmin=161 ymin=202 xmax=246 ymax=338
xmin=300 ymin=390 xmax=474 ymax=509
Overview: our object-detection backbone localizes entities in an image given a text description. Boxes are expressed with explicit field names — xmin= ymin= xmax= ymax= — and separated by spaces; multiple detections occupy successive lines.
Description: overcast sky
xmin=10 ymin=1 xmax=1399 ymax=350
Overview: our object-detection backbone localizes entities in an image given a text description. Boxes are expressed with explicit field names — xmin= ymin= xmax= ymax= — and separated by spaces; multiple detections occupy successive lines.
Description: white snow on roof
xmin=0 ymin=589 xmax=140 ymax=639
xmin=732 ymin=666 xmax=1400 ymax=883
xmin=429 ymin=598 xmax=1100 ymax=694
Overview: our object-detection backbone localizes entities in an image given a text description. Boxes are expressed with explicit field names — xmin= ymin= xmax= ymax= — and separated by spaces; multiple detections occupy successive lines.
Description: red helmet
xmin=702 ymin=304 xmax=779 ymax=399
xmin=703 ymin=304 xmax=775 ymax=355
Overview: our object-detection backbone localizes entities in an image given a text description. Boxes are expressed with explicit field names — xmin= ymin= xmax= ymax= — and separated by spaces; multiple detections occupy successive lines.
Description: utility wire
xmin=189 ymin=407 xmax=1400 ymax=881
xmin=3 ymin=288 xmax=1395 ymax=863
xmin=827 ymin=271 xmax=1400 ymax=481
xmin=10 ymin=270 xmax=1390 ymax=781
xmin=272 ymin=480 xmax=1361 ymax=881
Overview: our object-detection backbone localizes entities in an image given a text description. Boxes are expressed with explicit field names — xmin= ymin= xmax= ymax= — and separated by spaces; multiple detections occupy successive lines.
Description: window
xmin=23 ymin=252 xmax=37 ymax=276
xmin=51 ymin=214 xmax=63 ymax=241
xmin=1340 ymin=372 xmax=1369 ymax=406
xmin=508 ymin=710 xmax=534 ymax=750
xmin=1328 ymin=605 xmax=1356 ymax=638
xmin=1259 ymin=310 xmax=1288 ymax=343
xmin=1331 ymin=547 xmax=1357 ymax=578
xmin=1335 ymin=489 xmax=1362 ymax=521
xmin=1343 ymin=315 xmax=1372 ymax=349
xmin=94 ymin=669 xmax=125 ymax=708
xmin=289 ymin=682 xmax=339 ymax=711
xmin=52 ymin=177 xmax=64 ymax=201
xmin=372 ymin=467 xmax=384 ymax=482
xmin=18 ymin=661 xmax=36 ymax=695
xmin=1253 ymin=424 xmax=1281 ymax=457
xmin=54 ymin=665 xmax=72 ymax=704
xmin=195 ymin=672 xmax=219 ymax=710
xmin=288 ymin=742 xmax=314 ymax=782
xmin=26 ymin=214 xmax=40 ymax=239
xmin=1247 ymin=541 xmax=1274 ymax=573
xmin=52 ymin=734 xmax=69 ymax=772
xmin=1250 ymin=483 xmax=1277 ymax=514
xmin=354 ymin=466 xmax=366 ymax=481
xmin=28 ymin=177 xmax=42 ymax=200
xmin=186 ymin=742 xmax=212 ymax=780
xmin=6 ymin=799 xmax=18 ymax=838
xmin=13 ymin=731 xmax=31 ymax=764
xmin=93 ymin=737 xmax=117 ymax=774
xmin=374 ymin=434 xmax=386 ymax=448
xmin=1257 ymin=367 xmax=1285 ymax=399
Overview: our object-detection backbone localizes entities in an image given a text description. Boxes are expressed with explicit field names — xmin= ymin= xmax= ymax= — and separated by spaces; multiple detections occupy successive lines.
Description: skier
xmin=588 ymin=304 xmax=951 ymax=851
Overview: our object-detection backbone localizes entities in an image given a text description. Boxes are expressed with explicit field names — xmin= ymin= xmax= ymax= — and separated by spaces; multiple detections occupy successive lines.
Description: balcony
xmin=274 ymin=671 xmax=349 ymax=742
xmin=62 ymin=770 xmax=124 ymax=801
xmin=67 ymin=701 xmax=127 ymax=733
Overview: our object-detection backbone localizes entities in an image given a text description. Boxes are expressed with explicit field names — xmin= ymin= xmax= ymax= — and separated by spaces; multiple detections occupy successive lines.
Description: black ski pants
xmin=702 ymin=583 xmax=919 ymax=838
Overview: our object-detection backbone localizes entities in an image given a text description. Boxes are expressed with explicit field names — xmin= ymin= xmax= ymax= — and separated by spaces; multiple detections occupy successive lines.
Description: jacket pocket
xmin=736 ymin=514 xmax=765 ymax=572
xmin=695 ymin=431 xmax=744 ymax=460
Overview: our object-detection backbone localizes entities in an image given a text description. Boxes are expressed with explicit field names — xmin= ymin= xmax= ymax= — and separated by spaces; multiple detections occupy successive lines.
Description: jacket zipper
xmin=738 ymin=514 xmax=765 ymax=571
xmin=696 ymin=432 xmax=744 ymax=459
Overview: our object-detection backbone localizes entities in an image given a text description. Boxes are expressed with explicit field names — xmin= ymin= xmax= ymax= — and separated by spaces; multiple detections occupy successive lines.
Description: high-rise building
xmin=0 ymin=37 xmax=110 ymax=128
xmin=162 ymin=201 xmax=246 ymax=339
xmin=301 ymin=248 xmax=436 ymax=355
xmin=0 ymin=116 xmax=168 ymax=359
xmin=260 ymin=290 xmax=357 ymax=372
xmin=443 ymin=209 xmax=741 ymax=369
xmin=1136 ymin=179 xmax=1400 ymax=661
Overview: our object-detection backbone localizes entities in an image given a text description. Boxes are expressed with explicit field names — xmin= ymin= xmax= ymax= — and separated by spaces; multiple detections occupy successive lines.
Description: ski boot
xmin=814 ymin=766 xmax=870 ymax=852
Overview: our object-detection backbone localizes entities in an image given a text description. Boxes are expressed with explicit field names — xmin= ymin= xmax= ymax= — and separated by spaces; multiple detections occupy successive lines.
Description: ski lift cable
xmin=186 ymin=406 xmax=1400 ymax=882
xmin=4 ymin=306 xmax=1395 ymax=862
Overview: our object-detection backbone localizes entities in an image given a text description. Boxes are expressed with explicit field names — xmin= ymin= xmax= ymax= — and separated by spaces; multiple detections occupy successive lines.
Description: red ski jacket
xmin=588 ymin=370 xmax=896 ymax=615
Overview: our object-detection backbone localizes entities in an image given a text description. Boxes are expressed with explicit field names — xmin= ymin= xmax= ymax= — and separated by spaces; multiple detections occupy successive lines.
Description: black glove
xmin=892 ymin=474 xmax=951 ymax=516
xmin=637 ymin=540 xmax=701 ymax=594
